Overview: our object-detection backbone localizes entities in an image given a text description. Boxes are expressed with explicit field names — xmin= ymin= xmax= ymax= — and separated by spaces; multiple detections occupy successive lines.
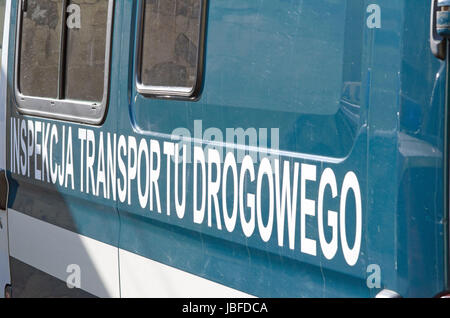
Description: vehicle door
xmin=6 ymin=0 xmax=120 ymax=297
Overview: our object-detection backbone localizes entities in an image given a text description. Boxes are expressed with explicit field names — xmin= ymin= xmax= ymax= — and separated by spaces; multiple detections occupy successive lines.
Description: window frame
xmin=135 ymin=0 xmax=208 ymax=100
xmin=14 ymin=0 xmax=115 ymax=125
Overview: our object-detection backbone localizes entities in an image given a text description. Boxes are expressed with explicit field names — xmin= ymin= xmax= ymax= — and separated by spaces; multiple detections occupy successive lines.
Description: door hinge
xmin=0 ymin=170 xmax=8 ymax=213
xmin=431 ymin=0 xmax=450 ymax=60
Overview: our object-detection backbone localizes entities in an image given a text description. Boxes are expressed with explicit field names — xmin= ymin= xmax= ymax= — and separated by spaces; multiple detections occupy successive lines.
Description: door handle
xmin=431 ymin=0 xmax=447 ymax=60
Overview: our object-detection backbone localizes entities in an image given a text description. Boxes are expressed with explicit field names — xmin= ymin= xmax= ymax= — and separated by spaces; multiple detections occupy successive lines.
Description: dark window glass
xmin=18 ymin=0 xmax=110 ymax=103
xmin=65 ymin=0 xmax=109 ymax=102
xmin=141 ymin=0 xmax=202 ymax=91
xmin=19 ymin=0 xmax=63 ymax=98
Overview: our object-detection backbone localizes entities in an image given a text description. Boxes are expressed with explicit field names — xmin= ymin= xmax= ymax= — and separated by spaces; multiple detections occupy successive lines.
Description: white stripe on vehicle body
xmin=9 ymin=209 xmax=120 ymax=298
xmin=8 ymin=209 xmax=253 ymax=298
xmin=119 ymin=248 xmax=253 ymax=298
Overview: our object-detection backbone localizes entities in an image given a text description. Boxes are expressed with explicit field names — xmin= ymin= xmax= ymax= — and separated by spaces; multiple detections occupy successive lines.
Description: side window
xmin=19 ymin=0 xmax=62 ymax=99
xmin=65 ymin=0 xmax=109 ymax=102
xmin=137 ymin=0 xmax=207 ymax=98
xmin=15 ymin=0 xmax=114 ymax=124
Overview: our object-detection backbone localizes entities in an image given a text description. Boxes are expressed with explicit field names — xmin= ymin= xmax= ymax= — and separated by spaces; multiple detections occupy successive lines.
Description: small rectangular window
xmin=19 ymin=0 xmax=63 ymax=99
xmin=137 ymin=0 xmax=207 ymax=98
xmin=65 ymin=0 xmax=109 ymax=102
xmin=15 ymin=0 xmax=114 ymax=124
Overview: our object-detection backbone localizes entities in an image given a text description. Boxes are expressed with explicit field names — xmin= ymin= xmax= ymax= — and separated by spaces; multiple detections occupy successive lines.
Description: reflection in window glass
xmin=65 ymin=0 xmax=109 ymax=102
xmin=19 ymin=0 xmax=62 ymax=99
xmin=141 ymin=0 xmax=202 ymax=91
